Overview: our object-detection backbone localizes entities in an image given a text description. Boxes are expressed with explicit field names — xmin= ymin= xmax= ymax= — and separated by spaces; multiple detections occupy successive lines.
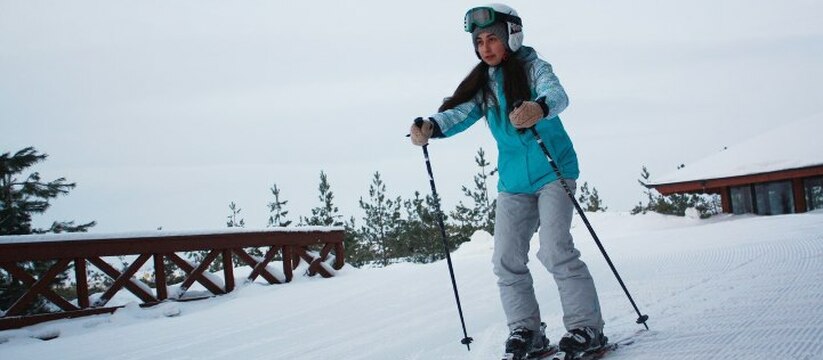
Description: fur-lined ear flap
xmin=506 ymin=22 xmax=523 ymax=52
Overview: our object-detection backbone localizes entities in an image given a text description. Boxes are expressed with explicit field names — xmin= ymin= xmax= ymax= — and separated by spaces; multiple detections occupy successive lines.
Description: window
xmin=730 ymin=185 xmax=754 ymax=214
xmin=753 ymin=181 xmax=795 ymax=215
xmin=805 ymin=176 xmax=823 ymax=211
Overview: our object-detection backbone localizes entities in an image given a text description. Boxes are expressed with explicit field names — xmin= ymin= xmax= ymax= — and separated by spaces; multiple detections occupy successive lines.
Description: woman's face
xmin=476 ymin=32 xmax=507 ymax=66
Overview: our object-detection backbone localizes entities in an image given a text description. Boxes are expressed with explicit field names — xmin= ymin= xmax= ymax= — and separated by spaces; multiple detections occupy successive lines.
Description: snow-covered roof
xmin=0 ymin=226 xmax=345 ymax=245
xmin=650 ymin=112 xmax=823 ymax=185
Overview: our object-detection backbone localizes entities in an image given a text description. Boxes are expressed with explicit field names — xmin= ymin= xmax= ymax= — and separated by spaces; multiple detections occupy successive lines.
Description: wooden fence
xmin=0 ymin=228 xmax=345 ymax=330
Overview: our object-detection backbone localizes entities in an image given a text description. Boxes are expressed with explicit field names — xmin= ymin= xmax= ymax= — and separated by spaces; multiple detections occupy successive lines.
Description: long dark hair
xmin=438 ymin=53 xmax=531 ymax=117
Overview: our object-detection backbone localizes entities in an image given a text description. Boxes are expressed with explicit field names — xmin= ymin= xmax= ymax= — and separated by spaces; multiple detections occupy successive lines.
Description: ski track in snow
xmin=1 ymin=213 xmax=823 ymax=359
xmin=596 ymin=217 xmax=823 ymax=360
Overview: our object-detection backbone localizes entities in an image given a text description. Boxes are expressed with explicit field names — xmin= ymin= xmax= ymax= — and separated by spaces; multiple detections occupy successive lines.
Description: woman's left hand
xmin=509 ymin=101 xmax=545 ymax=129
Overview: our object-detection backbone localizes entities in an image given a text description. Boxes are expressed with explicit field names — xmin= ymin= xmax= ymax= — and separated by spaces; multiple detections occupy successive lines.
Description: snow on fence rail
xmin=0 ymin=227 xmax=345 ymax=330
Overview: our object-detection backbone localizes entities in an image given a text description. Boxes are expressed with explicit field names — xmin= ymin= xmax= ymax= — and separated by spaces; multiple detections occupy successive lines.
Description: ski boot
xmin=502 ymin=323 xmax=556 ymax=360
xmin=501 ymin=326 xmax=534 ymax=360
xmin=526 ymin=323 xmax=557 ymax=359
xmin=558 ymin=327 xmax=608 ymax=354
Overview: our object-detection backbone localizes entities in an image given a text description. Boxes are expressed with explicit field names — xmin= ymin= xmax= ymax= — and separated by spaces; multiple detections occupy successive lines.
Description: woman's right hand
xmin=410 ymin=118 xmax=434 ymax=146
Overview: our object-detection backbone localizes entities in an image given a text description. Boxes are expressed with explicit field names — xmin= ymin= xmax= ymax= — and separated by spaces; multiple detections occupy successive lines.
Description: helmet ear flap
xmin=507 ymin=22 xmax=523 ymax=52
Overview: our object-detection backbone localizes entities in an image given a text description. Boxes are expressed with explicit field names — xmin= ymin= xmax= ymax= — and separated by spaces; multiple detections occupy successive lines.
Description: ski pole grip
xmin=405 ymin=117 xmax=427 ymax=137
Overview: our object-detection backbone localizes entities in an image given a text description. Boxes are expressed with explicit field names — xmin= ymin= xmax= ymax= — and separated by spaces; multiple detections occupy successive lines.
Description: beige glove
xmin=410 ymin=119 xmax=434 ymax=146
xmin=509 ymin=101 xmax=546 ymax=129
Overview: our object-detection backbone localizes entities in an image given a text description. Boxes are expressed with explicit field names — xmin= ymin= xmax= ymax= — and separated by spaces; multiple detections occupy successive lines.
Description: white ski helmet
xmin=464 ymin=3 xmax=524 ymax=52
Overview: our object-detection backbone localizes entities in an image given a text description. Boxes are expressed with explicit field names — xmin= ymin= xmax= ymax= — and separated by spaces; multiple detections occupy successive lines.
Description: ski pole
xmin=515 ymin=102 xmax=650 ymax=330
xmin=410 ymin=118 xmax=474 ymax=351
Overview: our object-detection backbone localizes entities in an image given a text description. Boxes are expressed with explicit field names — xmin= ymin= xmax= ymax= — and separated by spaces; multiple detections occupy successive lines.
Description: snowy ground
xmin=2 ymin=211 xmax=823 ymax=359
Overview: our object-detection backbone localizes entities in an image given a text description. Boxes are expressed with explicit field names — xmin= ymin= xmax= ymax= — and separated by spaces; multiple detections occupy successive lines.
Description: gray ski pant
xmin=492 ymin=179 xmax=605 ymax=332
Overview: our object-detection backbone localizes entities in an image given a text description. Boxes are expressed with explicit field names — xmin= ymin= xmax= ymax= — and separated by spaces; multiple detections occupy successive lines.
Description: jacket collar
xmin=515 ymin=46 xmax=537 ymax=62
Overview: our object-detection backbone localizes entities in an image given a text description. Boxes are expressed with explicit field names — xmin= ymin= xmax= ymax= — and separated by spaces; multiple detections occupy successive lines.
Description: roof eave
xmin=646 ymin=165 xmax=823 ymax=195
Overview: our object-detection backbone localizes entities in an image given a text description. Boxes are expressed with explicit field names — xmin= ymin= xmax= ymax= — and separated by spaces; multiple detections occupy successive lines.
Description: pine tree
xmin=0 ymin=147 xmax=95 ymax=235
xmin=226 ymin=201 xmax=245 ymax=228
xmin=631 ymin=166 xmax=654 ymax=215
xmin=301 ymin=171 xmax=343 ymax=227
xmin=0 ymin=147 xmax=96 ymax=314
xmin=578 ymin=181 xmax=608 ymax=212
xmin=451 ymin=147 xmax=496 ymax=241
xmin=267 ymin=183 xmax=291 ymax=227
xmin=341 ymin=216 xmax=361 ymax=267
xmin=219 ymin=201 xmax=247 ymax=271
xmin=357 ymin=172 xmax=402 ymax=267
xmin=398 ymin=192 xmax=445 ymax=264
xmin=631 ymin=165 xmax=720 ymax=218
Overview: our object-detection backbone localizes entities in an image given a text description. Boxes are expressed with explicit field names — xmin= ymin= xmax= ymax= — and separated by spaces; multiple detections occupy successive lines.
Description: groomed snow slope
xmin=2 ymin=212 xmax=822 ymax=359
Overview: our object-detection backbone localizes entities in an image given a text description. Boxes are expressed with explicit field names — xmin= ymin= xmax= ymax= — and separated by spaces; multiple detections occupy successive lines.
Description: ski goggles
xmin=463 ymin=7 xmax=522 ymax=33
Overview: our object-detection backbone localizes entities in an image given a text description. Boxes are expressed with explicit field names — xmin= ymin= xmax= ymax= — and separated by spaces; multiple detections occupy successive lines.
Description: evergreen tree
xmin=0 ymin=147 xmax=95 ymax=314
xmin=341 ymin=215 xmax=361 ymax=267
xmin=267 ymin=183 xmax=291 ymax=227
xmin=220 ymin=201 xmax=246 ymax=271
xmin=578 ymin=181 xmax=608 ymax=212
xmin=398 ymin=192 xmax=445 ymax=264
xmin=451 ymin=147 xmax=496 ymax=241
xmin=357 ymin=172 xmax=402 ymax=267
xmin=226 ymin=201 xmax=245 ymax=228
xmin=631 ymin=166 xmax=655 ymax=215
xmin=631 ymin=165 xmax=720 ymax=218
xmin=0 ymin=147 xmax=95 ymax=235
xmin=301 ymin=171 xmax=343 ymax=227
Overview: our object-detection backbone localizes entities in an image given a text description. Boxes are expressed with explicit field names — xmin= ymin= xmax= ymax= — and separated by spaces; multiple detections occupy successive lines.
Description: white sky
xmin=2 ymin=0 xmax=822 ymax=232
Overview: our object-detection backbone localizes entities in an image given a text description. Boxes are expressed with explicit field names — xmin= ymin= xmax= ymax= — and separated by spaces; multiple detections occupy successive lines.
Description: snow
xmin=650 ymin=112 xmax=823 ymax=185
xmin=0 ymin=226 xmax=345 ymax=245
xmin=2 ymin=212 xmax=823 ymax=359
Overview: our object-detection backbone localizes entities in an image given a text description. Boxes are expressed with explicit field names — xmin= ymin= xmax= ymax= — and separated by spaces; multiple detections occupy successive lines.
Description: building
xmin=645 ymin=113 xmax=823 ymax=215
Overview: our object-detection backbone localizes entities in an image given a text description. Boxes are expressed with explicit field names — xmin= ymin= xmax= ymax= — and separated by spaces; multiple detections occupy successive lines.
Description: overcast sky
xmin=2 ymin=0 xmax=821 ymax=233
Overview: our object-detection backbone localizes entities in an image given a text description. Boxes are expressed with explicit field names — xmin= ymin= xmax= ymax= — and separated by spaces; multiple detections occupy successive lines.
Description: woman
xmin=409 ymin=4 xmax=607 ymax=360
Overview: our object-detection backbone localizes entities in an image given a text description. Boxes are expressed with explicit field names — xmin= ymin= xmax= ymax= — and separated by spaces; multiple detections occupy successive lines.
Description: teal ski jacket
xmin=429 ymin=46 xmax=579 ymax=194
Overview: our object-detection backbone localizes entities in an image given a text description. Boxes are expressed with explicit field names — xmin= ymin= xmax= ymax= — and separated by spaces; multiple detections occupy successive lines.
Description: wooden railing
xmin=0 ymin=227 xmax=345 ymax=330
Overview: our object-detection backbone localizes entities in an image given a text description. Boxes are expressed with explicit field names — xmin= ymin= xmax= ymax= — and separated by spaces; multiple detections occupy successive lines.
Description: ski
xmin=501 ymin=344 xmax=559 ymax=360
xmin=548 ymin=343 xmax=617 ymax=360
xmin=548 ymin=337 xmax=635 ymax=360
xmin=502 ymin=326 xmax=643 ymax=360
xmin=528 ymin=345 xmax=559 ymax=359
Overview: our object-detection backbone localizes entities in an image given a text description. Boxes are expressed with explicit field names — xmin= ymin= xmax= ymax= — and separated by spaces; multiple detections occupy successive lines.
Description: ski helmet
xmin=464 ymin=4 xmax=523 ymax=52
